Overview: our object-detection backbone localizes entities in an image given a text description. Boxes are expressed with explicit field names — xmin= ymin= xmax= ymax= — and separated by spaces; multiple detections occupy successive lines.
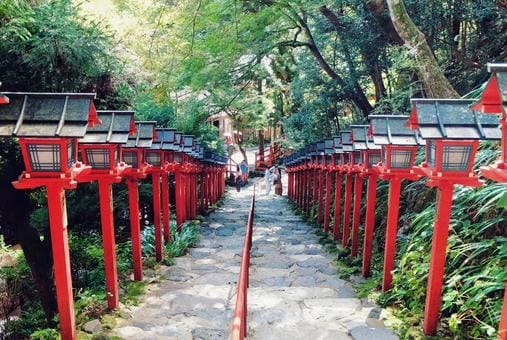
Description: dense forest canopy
xmin=0 ymin=0 xmax=505 ymax=338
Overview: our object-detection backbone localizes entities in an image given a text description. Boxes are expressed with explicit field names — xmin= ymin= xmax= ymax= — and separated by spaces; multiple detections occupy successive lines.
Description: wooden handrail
xmin=230 ymin=186 xmax=256 ymax=340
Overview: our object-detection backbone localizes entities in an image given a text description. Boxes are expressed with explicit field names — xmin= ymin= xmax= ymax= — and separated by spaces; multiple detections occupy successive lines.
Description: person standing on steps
xmin=240 ymin=159 xmax=248 ymax=185
xmin=264 ymin=167 xmax=272 ymax=195
xmin=235 ymin=165 xmax=242 ymax=192
xmin=273 ymin=165 xmax=282 ymax=195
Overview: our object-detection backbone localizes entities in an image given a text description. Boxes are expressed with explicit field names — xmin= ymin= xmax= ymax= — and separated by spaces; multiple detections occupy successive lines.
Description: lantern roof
xmin=174 ymin=132 xmax=184 ymax=152
xmin=123 ymin=121 xmax=156 ymax=148
xmin=471 ymin=63 xmax=507 ymax=115
xmin=369 ymin=115 xmax=424 ymax=146
xmin=340 ymin=130 xmax=353 ymax=151
xmin=183 ymin=135 xmax=195 ymax=153
xmin=0 ymin=92 xmax=97 ymax=137
xmin=151 ymin=128 xmax=176 ymax=150
xmin=316 ymin=141 xmax=325 ymax=155
xmin=408 ymin=98 xmax=501 ymax=140
xmin=351 ymin=125 xmax=381 ymax=150
xmin=333 ymin=136 xmax=343 ymax=154
xmin=324 ymin=138 xmax=334 ymax=155
xmin=80 ymin=111 xmax=135 ymax=144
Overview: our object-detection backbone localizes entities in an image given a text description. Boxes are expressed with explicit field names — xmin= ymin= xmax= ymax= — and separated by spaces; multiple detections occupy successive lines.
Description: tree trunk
xmin=286 ymin=6 xmax=373 ymax=115
xmin=258 ymin=129 xmax=265 ymax=156
xmin=386 ymin=0 xmax=459 ymax=98
xmin=318 ymin=6 xmax=375 ymax=114
xmin=366 ymin=0 xmax=404 ymax=45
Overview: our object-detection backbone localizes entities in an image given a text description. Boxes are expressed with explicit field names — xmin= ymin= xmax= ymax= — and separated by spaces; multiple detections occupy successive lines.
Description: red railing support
xmin=231 ymin=187 xmax=256 ymax=340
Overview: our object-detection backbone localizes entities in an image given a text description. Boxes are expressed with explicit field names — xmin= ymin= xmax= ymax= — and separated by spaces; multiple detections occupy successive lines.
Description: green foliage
xmin=165 ymin=221 xmax=200 ymax=258
xmin=299 ymin=145 xmax=505 ymax=338
xmin=30 ymin=327 xmax=60 ymax=340
xmin=0 ymin=0 xmax=117 ymax=92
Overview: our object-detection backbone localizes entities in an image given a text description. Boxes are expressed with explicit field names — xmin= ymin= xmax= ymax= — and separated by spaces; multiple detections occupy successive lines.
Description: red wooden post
xmin=351 ymin=174 xmax=363 ymax=256
xmin=126 ymin=178 xmax=143 ymax=281
xmin=317 ymin=168 xmax=325 ymax=224
xmin=98 ymin=180 xmax=119 ymax=309
xmin=362 ymin=174 xmax=378 ymax=277
xmin=423 ymin=183 xmax=454 ymax=335
xmin=341 ymin=174 xmax=353 ymax=247
xmin=46 ymin=184 xmax=76 ymax=340
xmin=306 ymin=169 xmax=312 ymax=214
xmin=499 ymin=284 xmax=507 ymax=340
xmin=382 ymin=177 xmax=402 ymax=292
xmin=199 ymin=170 xmax=205 ymax=211
xmin=175 ymin=167 xmax=185 ymax=230
xmin=151 ymin=173 xmax=163 ymax=261
xmin=312 ymin=167 xmax=318 ymax=213
xmin=323 ymin=170 xmax=332 ymax=233
xmin=333 ymin=173 xmax=342 ymax=241
xmin=161 ymin=172 xmax=170 ymax=244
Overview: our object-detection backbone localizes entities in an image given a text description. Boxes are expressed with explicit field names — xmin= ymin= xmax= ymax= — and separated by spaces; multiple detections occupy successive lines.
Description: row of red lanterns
xmin=0 ymin=93 xmax=227 ymax=340
xmin=283 ymin=63 xmax=507 ymax=338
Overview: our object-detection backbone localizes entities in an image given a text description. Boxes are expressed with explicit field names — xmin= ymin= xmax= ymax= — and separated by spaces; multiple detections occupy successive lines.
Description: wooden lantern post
xmin=408 ymin=98 xmax=501 ymax=336
xmin=367 ymin=115 xmax=422 ymax=281
xmin=350 ymin=125 xmax=381 ymax=257
xmin=323 ymin=139 xmax=334 ymax=233
xmin=1 ymin=92 xmax=97 ymax=340
xmin=331 ymin=137 xmax=344 ymax=241
xmin=339 ymin=131 xmax=354 ymax=248
xmin=315 ymin=141 xmax=325 ymax=225
xmin=158 ymin=128 xmax=176 ymax=244
xmin=77 ymin=111 xmax=136 ymax=309
xmin=472 ymin=63 xmax=507 ymax=340
xmin=121 ymin=121 xmax=156 ymax=281
xmin=143 ymin=124 xmax=167 ymax=262
xmin=173 ymin=132 xmax=187 ymax=230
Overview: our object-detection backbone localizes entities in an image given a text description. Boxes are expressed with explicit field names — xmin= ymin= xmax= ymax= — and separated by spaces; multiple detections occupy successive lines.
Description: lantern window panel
xmin=85 ymin=148 xmax=110 ymax=170
xmin=334 ymin=156 xmax=342 ymax=165
xmin=28 ymin=143 xmax=61 ymax=172
xmin=428 ymin=141 xmax=437 ymax=168
xmin=390 ymin=150 xmax=412 ymax=169
xmin=174 ymin=153 xmax=183 ymax=164
xmin=123 ymin=151 xmax=138 ymax=168
xmin=67 ymin=139 xmax=75 ymax=169
xmin=342 ymin=153 xmax=350 ymax=164
xmin=442 ymin=145 xmax=472 ymax=172
xmin=146 ymin=151 xmax=161 ymax=166
xmin=368 ymin=152 xmax=381 ymax=167
xmin=354 ymin=152 xmax=362 ymax=164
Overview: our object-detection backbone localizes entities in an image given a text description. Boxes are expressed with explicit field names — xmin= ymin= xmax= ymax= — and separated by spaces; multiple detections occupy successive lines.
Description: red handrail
xmin=230 ymin=186 xmax=255 ymax=340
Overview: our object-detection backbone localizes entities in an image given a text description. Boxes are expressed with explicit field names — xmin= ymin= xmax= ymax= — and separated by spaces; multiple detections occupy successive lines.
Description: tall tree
xmin=385 ymin=0 xmax=459 ymax=97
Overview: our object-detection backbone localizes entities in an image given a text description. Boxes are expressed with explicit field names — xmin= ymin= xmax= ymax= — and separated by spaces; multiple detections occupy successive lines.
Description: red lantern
xmin=121 ymin=121 xmax=156 ymax=281
xmin=472 ymin=63 xmax=507 ymax=340
xmin=368 ymin=115 xmax=423 ymax=284
xmin=77 ymin=111 xmax=136 ymax=310
xmin=409 ymin=98 xmax=501 ymax=336
xmin=338 ymin=131 xmax=354 ymax=248
xmin=0 ymin=92 xmax=97 ymax=340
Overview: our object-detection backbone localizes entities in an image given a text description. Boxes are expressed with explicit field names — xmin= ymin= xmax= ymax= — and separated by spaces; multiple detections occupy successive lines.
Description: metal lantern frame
xmin=409 ymin=98 xmax=500 ymax=186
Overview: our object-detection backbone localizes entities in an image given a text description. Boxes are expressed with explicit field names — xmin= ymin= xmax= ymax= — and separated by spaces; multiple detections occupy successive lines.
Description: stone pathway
xmin=111 ymin=180 xmax=397 ymax=340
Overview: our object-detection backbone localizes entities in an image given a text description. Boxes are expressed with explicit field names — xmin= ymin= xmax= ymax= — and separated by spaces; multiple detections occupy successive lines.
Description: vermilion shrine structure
xmin=0 ymin=92 xmax=227 ymax=340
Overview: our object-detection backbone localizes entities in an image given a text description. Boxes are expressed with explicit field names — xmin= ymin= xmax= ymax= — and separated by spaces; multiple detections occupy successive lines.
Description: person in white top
xmin=264 ymin=167 xmax=272 ymax=195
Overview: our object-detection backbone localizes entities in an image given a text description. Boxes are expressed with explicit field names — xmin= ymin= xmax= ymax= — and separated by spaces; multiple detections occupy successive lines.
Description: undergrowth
xmin=299 ymin=144 xmax=506 ymax=339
